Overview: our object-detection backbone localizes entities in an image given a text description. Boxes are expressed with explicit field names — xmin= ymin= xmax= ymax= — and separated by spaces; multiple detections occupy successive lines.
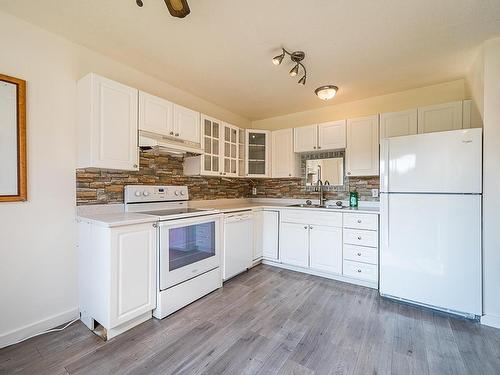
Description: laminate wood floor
xmin=1 ymin=265 xmax=500 ymax=375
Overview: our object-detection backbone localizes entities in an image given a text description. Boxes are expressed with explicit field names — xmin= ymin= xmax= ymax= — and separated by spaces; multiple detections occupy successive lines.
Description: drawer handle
xmin=357 ymin=219 xmax=362 ymax=223
xmin=357 ymin=252 xmax=362 ymax=256
xmin=304 ymin=226 xmax=308 ymax=229
xmin=357 ymin=269 xmax=362 ymax=273
xmin=357 ymin=236 xmax=362 ymax=240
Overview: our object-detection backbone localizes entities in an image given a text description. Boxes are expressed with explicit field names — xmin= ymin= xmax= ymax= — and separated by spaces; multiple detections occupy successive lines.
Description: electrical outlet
xmin=371 ymin=189 xmax=379 ymax=198
xmin=252 ymin=187 xmax=257 ymax=195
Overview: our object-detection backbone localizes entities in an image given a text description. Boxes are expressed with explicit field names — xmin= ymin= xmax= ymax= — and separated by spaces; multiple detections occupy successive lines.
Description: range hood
xmin=139 ymin=130 xmax=203 ymax=155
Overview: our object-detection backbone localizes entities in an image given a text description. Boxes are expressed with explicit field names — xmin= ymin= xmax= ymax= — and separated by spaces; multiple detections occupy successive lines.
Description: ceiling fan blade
xmin=164 ymin=0 xmax=190 ymax=18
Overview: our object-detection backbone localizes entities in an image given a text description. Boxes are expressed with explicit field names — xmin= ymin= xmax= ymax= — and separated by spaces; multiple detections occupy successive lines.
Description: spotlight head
xmin=272 ymin=51 xmax=285 ymax=66
xmin=289 ymin=64 xmax=299 ymax=77
xmin=298 ymin=75 xmax=306 ymax=85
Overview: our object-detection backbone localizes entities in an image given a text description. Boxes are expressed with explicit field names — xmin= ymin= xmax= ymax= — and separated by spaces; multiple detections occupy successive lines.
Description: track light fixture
xmin=272 ymin=48 xmax=307 ymax=86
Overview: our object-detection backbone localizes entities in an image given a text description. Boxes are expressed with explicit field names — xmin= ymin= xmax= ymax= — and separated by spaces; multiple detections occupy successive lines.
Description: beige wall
xmin=0 ymin=11 xmax=248 ymax=348
xmin=482 ymin=37 xmax=500 ymax=329
xmin=465 ymin=48 xmax=485 ymax=127
xmin=252 ymin=80 xmax=467 ymax=130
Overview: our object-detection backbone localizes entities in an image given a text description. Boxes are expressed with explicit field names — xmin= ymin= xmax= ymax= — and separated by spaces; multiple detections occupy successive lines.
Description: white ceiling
xmin=1 ymin=0 xmax=500 ymax=120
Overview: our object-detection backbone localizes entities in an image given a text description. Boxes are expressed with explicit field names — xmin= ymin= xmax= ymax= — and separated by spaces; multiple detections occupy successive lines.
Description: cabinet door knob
xmin=347 ymin=172 xmax=351 ymax=175
xmin=175 ymin=133 xmax=179 ymax=137
xmin=289 ymin=174 xmax=291 ymax=177
xmin=304 ymin=226 xmax=308 ymax=229
xmin=357 ymin=252 xmax=362 ymax=256
xmin=153 ymin=223 xmax=158 ymax=228
xmin=170 ymin=131 xmax=174 ymax=135
xmin=318 ymin=146 xmax=321 ymax=149
xmin=309 ymin=226 xmax=313 ymax=229
xmin=313 ymin=146 xmax=317 ymax=149
xmin=357 ymin=236 xmax=362 ymax=240
xmin=357 ymin=219 xmax=362 ymax=223
xmin=133 ymin=164 xmax=138 ymax=168
xmin=357 ymin=269 xmax=362 ymax=273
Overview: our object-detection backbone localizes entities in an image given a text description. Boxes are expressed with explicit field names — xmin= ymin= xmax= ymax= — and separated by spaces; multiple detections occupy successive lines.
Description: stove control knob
xmin=134 ymin=191 xmax=141 ymax=197
xmin=174 ymin=191 xmax=180 ymax=196
xmin=143 ymin=191 xmax=150 ymax=197
xmin=180 ymin=191 xmax=186 ymax=196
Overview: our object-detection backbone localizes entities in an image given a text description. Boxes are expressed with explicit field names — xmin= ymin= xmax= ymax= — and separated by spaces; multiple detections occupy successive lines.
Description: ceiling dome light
xmin=272 ymin=51 xmax=285 ymax=66
xmin=298 ymin=75 xmax=307 ymax=86
xmin=315 ymin=85 xmax=338 ymax=100
xmin=289 ymin=64 xmax=299 ymax=77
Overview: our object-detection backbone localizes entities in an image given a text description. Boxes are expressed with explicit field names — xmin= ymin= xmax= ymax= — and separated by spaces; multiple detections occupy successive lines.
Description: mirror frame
xmin=0 ymin=74 xmax=26 ymax=202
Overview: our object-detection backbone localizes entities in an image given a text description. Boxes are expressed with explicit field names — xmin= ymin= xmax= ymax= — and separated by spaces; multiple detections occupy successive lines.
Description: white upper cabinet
xmin=138 ymin=91 xmax=174 ymax=136
xmin=222 ymin=123 xmax=239 ymax=177
xmin=346 ymin=115 xmax=379 ymax=176
xmin=294 ymin=125 xmax=318 ymax=152
xmin=417 ymin=101 xmax=463 ymax=134
xmin=173 ymin=104 xmax=201 ymax=144
xmin=380 ymin=109 xmax=418 ymax=139
xmin=318 ymin=120 xmax=346 ymax=150
xmin=139 ymin=91 xmax=200 ymax=145
xmin=77 ymin=73 xmax=139 ymax=171
xmin=184 ymin=116 xmax=239 ymax=177
xmin=272 ymin=128 xmax=300 ymax=178
xmin=294 ymin=121 xmax=346 ymax=152
xmin=246 ymin=129 xmax=270 ymax=178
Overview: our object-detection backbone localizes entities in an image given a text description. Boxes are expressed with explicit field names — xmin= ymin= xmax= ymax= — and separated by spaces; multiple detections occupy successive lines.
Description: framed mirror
xmin=0 ymin=74 xmax=26 ymax=202
xmin=305 ymin=157 xmax=344 ymax=187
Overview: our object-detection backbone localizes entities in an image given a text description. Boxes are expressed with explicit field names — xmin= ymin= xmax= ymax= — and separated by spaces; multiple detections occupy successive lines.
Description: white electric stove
xmin=125 ymin=185 xmax=223 ymax=319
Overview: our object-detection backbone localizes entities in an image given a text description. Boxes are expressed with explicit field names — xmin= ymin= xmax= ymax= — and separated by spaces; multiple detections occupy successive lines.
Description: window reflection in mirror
xmin=305 ymin=157 xmax=344 ymax=186
xmin=0 ymin=74 xmax=26 ymax=202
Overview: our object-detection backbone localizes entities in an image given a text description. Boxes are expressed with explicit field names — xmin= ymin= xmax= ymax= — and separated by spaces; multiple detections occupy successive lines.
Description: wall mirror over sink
xmin=0 ymin=74 xmax=26 ymax=202
xmin=305 ymin=157 xmax=344 ymax=189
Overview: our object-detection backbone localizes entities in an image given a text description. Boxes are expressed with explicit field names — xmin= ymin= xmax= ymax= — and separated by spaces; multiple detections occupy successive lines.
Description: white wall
xmin=481 ymin=37 xmax=500 ymax=329
xmin=0 ymin=11 xmax=249 ymax=348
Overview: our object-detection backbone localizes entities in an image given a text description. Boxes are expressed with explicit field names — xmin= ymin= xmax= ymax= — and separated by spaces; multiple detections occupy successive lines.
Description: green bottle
xmin=349 ymin=191 xmax=359 ymax=208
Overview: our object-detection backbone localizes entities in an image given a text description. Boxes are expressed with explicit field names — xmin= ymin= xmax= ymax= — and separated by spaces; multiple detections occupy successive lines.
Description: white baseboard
xmin=481 ymin=314 xmax=500 ymax=329
xmin=0 ymin=307 xmax=79 ymax=349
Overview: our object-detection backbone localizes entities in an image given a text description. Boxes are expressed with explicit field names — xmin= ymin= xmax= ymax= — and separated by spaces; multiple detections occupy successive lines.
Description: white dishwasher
xmin=223 ymin=211 xmax=254 ymax=281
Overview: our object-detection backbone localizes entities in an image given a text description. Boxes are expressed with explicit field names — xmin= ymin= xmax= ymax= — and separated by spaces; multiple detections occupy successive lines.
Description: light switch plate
xmin=252 ymin=187 xmax=257 ymax=195
xmin=371 ymin=189 xmax=379 ymax=198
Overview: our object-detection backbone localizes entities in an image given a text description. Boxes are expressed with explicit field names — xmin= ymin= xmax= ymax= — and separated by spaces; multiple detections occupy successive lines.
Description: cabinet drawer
xmin=281 ymin=209 xmax=342 ymax=227
xmin=343 ymin=213 xmax=378 ymax=230
xmin=343 ymin=260 xmax=378 ymax=282
xmin=343 ymin=244 xmax=378 ymax=265
xmin=343 ymin=228 xmax=378 ymax=247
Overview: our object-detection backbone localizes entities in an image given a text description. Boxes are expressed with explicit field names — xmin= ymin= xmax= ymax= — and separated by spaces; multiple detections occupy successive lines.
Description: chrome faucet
xmin=317 ymin=179 xmax=330 ymax=207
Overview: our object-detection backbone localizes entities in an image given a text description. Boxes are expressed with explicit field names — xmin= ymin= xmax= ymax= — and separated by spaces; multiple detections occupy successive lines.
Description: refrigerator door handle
xmin=380 ymin=139 xmax=389 ymax=192
xmin=381 ymin=194 xmax=389 ymax=248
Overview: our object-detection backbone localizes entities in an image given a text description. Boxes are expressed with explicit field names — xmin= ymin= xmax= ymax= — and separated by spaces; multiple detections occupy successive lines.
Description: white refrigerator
xmin=379 ymin=128 xmax=482 ymax=317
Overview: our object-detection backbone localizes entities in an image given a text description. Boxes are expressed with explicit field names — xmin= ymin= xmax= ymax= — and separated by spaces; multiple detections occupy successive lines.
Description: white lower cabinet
xmin=309 ymin=225 xmax=343 ymax=274
xmin=276 ymin=209 xmax=379 ymax=288
xmin=280 ymin=222 xmax=309 ymax=267
xmin=78 ymin=221 xmax=157 ymax=340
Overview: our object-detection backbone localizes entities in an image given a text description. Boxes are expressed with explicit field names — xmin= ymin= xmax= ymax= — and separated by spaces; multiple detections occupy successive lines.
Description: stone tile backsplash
xmin=76 ymin=150 xmax=379 ymax=205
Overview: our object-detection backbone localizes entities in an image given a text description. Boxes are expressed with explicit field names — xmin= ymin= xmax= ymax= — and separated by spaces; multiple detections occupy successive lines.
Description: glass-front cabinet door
xmin=246 ymin=129 xmax=270 ymax=177
xmin=223 ymin=123 xmax=239 ymax=177
xmin=238 ymin=128 xmax=246 ymax=177
xmin=202 ymin=115 xmax=221 ymax=175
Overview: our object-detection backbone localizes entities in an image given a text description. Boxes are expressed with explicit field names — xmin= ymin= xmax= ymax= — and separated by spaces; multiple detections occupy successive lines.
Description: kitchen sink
xmin=287 ymin=203 xmax=346 ymax=209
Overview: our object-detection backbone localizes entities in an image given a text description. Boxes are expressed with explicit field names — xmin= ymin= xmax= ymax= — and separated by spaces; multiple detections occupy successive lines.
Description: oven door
xmin=159 ymin=214 xmax=221 ymax=290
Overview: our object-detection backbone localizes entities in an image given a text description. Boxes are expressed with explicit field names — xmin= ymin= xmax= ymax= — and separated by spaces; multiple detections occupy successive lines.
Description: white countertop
xmin=77 ymin=198 xmax=379 ymax=227
xmin=76 ymin=212 xmax=158 ymax=227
